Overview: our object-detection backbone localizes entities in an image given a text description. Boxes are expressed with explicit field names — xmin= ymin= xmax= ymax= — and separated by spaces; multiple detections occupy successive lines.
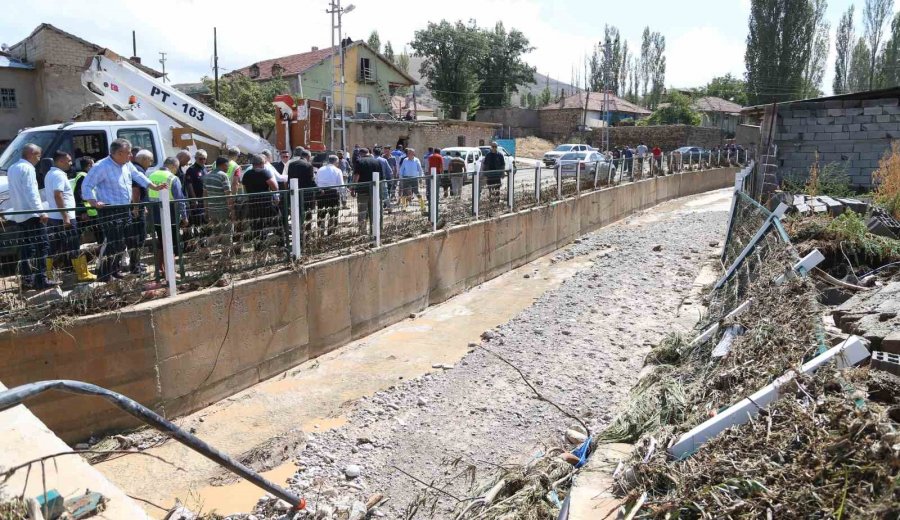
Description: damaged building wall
xmin=765 ymin=94 xmax=900 ymax=187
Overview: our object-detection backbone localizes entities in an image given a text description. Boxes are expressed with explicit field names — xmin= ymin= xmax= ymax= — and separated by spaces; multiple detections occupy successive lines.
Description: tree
xmin=878 ymin=12 xmax=900 ymax=86
xmin=645 ymin=92 xmax=701 ymax=125
xmin=863 ymin=0 xmax=894 ymax=89
xmin=801 ymin=0 xmax=830 ymax=98
xmin=526 ymin=91 xmax=537 ymax=109
xmin=640 ymin=27 xmax=652 ymax=99
xmin=367 ymin=31 xmax=381 ymax=53
xmin=589 ymin=25 xmax=623 ymax=94
xmin=477 ymin=22 xmax=536 ymax=109
xmin=538 ymin=74 xmax=552 ymax=106
xmin=519 ymin=91 xmax=527 ymax=107
xmin=849 ymin=37 xmax=873 ymax=91
xmin=383 ymin=41 xmax=395 ymax=63
xmin=703 ymin=74 xmax=749 ymax=105
xmin=745 ymin=0 xmax=817 ymax=105
xmin=394 ymin=47 xmax=411 ymax=96
xmin=834 ymin=5 xmax=856 ymax=94
xmin=648 ymin=31 xmax=666 ymax=109
xmin=619 ymin=40 xmax=630 ymax=95
xmin=206 ymin=73 xmax=288 ymax=138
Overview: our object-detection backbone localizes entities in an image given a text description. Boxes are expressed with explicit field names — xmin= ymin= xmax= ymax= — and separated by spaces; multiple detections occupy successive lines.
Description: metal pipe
xmin=0 ymin=380 xmax=306 ymax=511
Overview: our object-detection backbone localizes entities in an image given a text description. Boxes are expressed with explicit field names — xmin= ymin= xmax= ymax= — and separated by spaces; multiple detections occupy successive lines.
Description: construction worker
xmin=224 ymin=146 xmax=243 ymax=192
xmin=147 ymin=157 xmax=188 ymax=280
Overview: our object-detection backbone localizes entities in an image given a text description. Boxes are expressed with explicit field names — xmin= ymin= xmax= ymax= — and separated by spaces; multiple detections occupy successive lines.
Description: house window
xmin=355 ymin=96 xmax=370 ymax=114
xmin=1 ymin=88 xmax=17 ymax=109
xmin=359 ymin=57 xmax=373 ymax=81
xmin=457 ymin=135 xmax=466 ymax=147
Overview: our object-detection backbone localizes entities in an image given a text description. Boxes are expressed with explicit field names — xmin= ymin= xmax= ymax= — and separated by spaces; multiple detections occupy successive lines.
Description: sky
xmin=0 ymin=0 xmax=894 ymax=98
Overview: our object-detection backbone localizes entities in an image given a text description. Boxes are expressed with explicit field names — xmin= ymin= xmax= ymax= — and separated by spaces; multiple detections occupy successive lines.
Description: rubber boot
xmin=72 ymin=256 xmax=97 ymax=283
xmin=45 ymin=258 xmax=54 ymax=279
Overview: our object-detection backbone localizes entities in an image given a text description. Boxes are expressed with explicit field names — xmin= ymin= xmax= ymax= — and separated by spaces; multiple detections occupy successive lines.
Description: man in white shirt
xmin=261 ymin=149 xmax=288 ymax=186
xmin=315 ymin=155 xmax=345 ymax=235
xmin=44 ymin=152 xmax=97 ymax=283
xmin=6 ymin=143 xmax=60 ymax=289
xmin=636 ymin=142 xmax=649 ymax=179
xmin=397 ymin=147 xmax=424 ymax=207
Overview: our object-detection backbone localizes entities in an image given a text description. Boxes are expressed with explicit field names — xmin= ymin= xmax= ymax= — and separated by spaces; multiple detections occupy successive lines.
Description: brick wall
xmin=342 ymin=120 xmax=497 ymax=153
xmin=772 ymin=97 xmax=900 ymax=187
xmin=9 ymin=28 xmax=100 ymax=124
xmin=538 ymin=108 xmax=583 ymax=141
xmin=588 ymin=125 xmax=725 ymax=151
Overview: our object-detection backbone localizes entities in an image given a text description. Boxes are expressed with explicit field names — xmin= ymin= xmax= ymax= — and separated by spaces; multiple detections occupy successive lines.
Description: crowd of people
xmin=3 ymin=137 xmax=514 ymax=292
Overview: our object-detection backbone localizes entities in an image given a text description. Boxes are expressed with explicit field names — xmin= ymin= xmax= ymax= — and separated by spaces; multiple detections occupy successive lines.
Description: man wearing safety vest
xmin=147 ymin=157 xmax=189 ymax=280
xmin=225 ymin=146 xmax=243 ymax=193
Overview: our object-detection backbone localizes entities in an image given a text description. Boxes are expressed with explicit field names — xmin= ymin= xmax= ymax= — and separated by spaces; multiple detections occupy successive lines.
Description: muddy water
xmin=97 ymin=244 xmax=598 ymax=517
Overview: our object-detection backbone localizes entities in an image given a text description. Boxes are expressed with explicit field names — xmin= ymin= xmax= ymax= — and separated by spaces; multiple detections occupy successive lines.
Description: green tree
xmin=526 ymin=91 xmax=537 ymax=109
xmin=394 ymin=47 xmax=411 ymax=96
xmin=589 ymin=25 xmax=623 ymax=94
xmin=863 ymin=0 xmax=894 ymax=89
xmin=645 ymin=92 xmax=701 ymax=125
xmin=477 ymin=22 xmax=536 ymax=109
xmin=519 ymin=91 xmax=527 ymax=107
xmin=206 ymin=73 xmax=288 ymax=138
xmin=801 ymin=0 xmax=830 ymax=98
xmin=745 ymin=0 xmax=816 ymax=105
xmin=367 ymin=31 xmax=381 ymax=53
xmin=878 ymin=12 xmax=900 ymax=86
xmin=849 ymin=37 xmax=873 ymax=91
xmin=648 ymin=31 xmax=666 ymax=109
xmin=640 ymin=27 xmax=652 ymax=99
xmin=411 ymin=20 xmax=487 ymax=118
xmin=834 ymin=5 xmax=856 ymax=94
xmin=703 ymin=74 xmax=749 ymax=105
xmin=383 ymin=41 xmax=395 ymax=63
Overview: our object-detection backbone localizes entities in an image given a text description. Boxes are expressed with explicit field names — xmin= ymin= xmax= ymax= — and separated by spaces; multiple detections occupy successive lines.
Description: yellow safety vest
xmin=147 ymin=169 xmax=176 ymax=200
xmin=70 ymin=171 xmax=98 ymax=217
xmin=226 ymin=160 xmax=239 ymax=182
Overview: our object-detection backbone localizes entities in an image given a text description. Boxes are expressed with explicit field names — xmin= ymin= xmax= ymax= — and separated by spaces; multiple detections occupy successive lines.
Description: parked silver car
xmin=557 ymin=151 xmax=617 ymax=182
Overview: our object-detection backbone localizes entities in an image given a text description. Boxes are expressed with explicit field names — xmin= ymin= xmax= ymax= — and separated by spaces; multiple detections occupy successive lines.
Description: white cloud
xmin=666 ymin=27 xmax=747 ymax=88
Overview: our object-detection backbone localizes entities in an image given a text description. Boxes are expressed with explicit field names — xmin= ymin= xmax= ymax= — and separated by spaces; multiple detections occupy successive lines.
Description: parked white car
xmin=558 ymin=151 xmax=618 ymax=183
xmin=440 ymin=147 xmax=483 ymax=174
xmin=543 ymin=144 xmax=594 ymax=167
xmin=478 ymin=145 xmax=515 ymax=173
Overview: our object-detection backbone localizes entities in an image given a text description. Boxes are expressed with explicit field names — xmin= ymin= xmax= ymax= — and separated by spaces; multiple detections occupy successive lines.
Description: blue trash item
xmin=65 ymin=490 xmax=108 ymax=519
xmin=35 ymin=489 xmax=65 ymax=519
xmin=571 ymin=436 xmax=592 ymax=469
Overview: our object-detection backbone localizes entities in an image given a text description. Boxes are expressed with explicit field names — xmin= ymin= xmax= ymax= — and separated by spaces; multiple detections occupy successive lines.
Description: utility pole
xmin=159 ymin=52 xmax=167 ymax=83
xmin=602 ymin=40 xmax=611 ymax=152
xmin=326 ymin=0 xmax=355 ymax=151
xmin=213 ymin=27 xmax=220 ymax=104
xmin=132 ymin=30 xmax=137 ymax=58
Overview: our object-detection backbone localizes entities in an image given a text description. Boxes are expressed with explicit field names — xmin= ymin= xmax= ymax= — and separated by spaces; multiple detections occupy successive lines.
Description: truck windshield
xmin=0 ymin=131 xmax=58 ymax=173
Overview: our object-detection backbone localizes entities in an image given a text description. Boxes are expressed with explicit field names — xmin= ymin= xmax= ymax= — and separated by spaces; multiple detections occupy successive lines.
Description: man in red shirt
xmin=651 ymin=145 xmax=663 ymax=175
xmin=427 ymin=148 xmax=445 ymax=202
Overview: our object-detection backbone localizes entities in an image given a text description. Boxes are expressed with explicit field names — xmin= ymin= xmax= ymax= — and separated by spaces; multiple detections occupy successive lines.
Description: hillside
xmin=404 ymin=56 xmax=575 ymax=112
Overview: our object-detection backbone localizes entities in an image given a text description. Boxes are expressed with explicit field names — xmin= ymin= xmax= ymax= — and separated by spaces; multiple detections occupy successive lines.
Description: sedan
xmin=557 ymin=151 xmax=617 ymax=181
xmin=673 ymin=146 xmax=711 ymax=162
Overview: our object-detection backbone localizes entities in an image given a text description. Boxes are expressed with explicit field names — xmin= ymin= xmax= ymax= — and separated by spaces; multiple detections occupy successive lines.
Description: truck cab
xmin=0 ymin=120 xmax=165 ymax=210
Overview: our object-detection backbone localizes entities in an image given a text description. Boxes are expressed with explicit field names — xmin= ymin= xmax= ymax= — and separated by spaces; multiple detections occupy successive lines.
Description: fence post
xmin=289 ymin=179 xmax=301 ymax=259
xmin=158 ymin=190 xmax=177 ymax=297
xmin=576 ymin=161 xmax=581 ymax=195
xmin=507 ymin=169 xmax=514 ymax=209
xmin=473 ymin=170 xmax=480 ymax=218
xmin=535 ymin=166 xmax=541 ymax=204
xmin=556 ymin=166 xmax=561 ymax=199
xmin=429 ymin=167 xmax=437 ymax=231
xmin=373 ymin=176 xmax=382 ymax=246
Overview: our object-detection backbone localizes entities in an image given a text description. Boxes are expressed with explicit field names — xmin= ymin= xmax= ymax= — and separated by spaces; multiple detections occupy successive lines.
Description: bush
xmin=873 ymin=142 xmax=900 ymax=219
xmin=782 ymin=153 xmax=855 ymax=198
xmin=645 ymin=92 xmax=701 ymax=126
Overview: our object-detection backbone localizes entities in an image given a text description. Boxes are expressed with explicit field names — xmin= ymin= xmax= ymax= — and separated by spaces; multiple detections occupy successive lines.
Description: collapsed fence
xmin=0 ymin=151 xmax=749 ymax=328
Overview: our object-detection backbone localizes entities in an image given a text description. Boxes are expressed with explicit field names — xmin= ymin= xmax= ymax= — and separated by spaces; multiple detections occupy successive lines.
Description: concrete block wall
xmin=0 ymin=167 xmax=738 ymax=442
xmin=342 ymin=120 xmax=497 ymax=154
xmin=774 ymin=97 xmax=900 ymax=187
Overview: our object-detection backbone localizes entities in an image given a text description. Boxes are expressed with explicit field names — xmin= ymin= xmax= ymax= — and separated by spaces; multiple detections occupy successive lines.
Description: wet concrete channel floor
xmin=94 ymin=188 xmax=732 ymax=516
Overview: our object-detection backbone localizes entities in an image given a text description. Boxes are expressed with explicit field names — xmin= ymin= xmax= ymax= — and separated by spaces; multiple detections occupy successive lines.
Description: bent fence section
xmin=0 ymin=167 xmax=739 ymax=442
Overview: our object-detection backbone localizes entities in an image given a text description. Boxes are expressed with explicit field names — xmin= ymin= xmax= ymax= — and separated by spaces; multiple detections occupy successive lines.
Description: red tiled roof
xmin=233 ymin=46 xmax=338 ymax=80
xmin=540 ymin=91 xmax=651 ymax=115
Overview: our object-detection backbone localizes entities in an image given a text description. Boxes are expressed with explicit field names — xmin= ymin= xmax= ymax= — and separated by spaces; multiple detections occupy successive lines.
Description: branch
xmin=480 ymin=346 xmax=591 ymax=438
xmin=1 ymin=450 xmax=183 ymax=484
xmin=391 ymin=465 xmax=464 ymax=503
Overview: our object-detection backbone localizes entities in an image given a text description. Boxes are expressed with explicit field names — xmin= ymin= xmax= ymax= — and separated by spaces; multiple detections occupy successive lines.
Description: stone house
xmin=692 ymin=96 xmax=743 ymax=136
xmin=538 ymin=91 xmax=650 ymax=141
xmin=1 ymin=23 xmax=162 ymax=146
xmin=231 ymin=41 xmax=417 ymax=119
xmin=743 ymin=87 xmax=900 ymax=187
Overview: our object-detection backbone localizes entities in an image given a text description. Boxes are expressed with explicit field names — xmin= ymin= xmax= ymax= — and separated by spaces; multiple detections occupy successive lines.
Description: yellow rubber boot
xmin=72 ymin=256 xmax=97 ymax=283
xmin=45 ymin=258 xmax=54 ymax=278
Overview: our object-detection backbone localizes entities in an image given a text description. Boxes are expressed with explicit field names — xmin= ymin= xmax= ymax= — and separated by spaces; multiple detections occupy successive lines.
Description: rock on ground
xmin=266 ymin=200 xmax=727 ymax=519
